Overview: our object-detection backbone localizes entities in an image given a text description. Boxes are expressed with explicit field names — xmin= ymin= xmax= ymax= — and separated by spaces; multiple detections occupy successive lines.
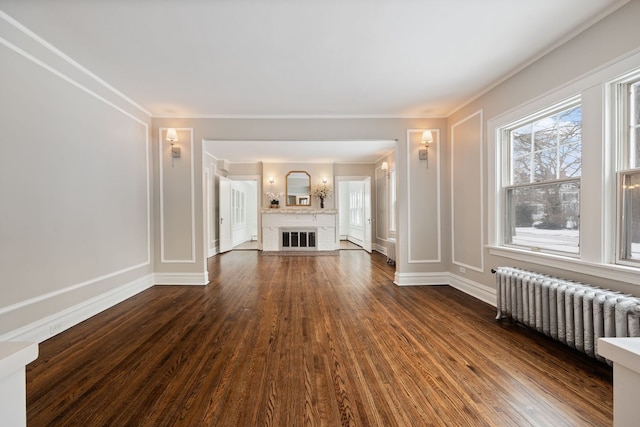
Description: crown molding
xmin=152 ymin=113 xmax=448 ymax=120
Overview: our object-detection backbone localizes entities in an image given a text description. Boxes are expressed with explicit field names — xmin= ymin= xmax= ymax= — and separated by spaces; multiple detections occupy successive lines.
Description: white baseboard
xmin=394 ymin=272 xmax=450 ymax=286
xmin=347 ymin=236 xmax=364 ymax=246
xmin=0 ymin=274 xmax=154 ymax=343
xmin=210 ymin=239 xmax=220 ymax=257
xmin=394 ymin=271 xmax=496 ymax=307
xmin=373 ymin=243 xmax=387 ymax=256
xmin=154 ymin=272 xmax=209 ymax=286
xmin=447 ymin=274 xmax=496 ymax=307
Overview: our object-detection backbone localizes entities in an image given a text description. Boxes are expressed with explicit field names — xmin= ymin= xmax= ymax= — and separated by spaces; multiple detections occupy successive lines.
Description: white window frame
xmin=614 ymin=70 xmax=640 ymax=267
xmin=499 ymin=97 xmax=582 ymax=256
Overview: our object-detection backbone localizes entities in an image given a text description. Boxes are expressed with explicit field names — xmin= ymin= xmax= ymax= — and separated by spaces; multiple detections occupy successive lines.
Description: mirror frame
xmin=285 ymin=171 xmax=311 ymax=206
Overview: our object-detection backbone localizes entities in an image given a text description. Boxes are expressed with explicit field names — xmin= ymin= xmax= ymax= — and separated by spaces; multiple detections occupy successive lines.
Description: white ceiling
xmin=0 ymin=0 xmax=625 ymax=162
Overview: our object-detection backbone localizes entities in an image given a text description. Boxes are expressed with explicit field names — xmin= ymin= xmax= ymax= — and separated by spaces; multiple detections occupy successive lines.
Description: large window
xmin=232 ymin=189 xmax=245 ymax=227
xmin=501 ymin=99 xmax=582 ymax=254
xmin=350 ymin=190 xmax=363 ymax=226
xmin=617 ymin=76 xmax=640 ymax=264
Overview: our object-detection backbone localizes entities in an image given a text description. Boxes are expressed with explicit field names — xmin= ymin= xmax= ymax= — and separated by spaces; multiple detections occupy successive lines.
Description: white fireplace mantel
xmin=261 ymin=209 xmax=338 ymax=251
xmin=261 ymin=208 xmax=337 ymax=215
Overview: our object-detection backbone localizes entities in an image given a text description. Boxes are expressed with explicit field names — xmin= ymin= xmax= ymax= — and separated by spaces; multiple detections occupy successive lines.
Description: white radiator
xmin=494 ymin=266 xmax=640 ymax=363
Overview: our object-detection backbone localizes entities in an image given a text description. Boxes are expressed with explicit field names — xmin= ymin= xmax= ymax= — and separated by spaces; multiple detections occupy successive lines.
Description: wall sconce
xmin=419 ymin=130 xmax=434 ymax=167
xmin=166 ymin=128 xmax=180 ymax=167
xmin=421 ymin=130 xmax=434 ymax=145
xmin=381 ymin=161 xmax=389 ymax=177
xmin=269 ymin=176 xmax=275 ymax=184
xmin=322 ymin=177 xmax=328 ymax=184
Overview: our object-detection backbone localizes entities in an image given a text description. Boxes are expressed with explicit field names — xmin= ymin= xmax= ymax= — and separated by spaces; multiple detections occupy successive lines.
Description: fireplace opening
xmin=281 ymin=228 xmax=317 ymax=250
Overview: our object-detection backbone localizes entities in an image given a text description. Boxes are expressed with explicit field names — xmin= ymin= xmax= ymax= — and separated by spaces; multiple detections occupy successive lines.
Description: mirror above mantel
xmin=286 ymin=171 xmax=311 ymax=206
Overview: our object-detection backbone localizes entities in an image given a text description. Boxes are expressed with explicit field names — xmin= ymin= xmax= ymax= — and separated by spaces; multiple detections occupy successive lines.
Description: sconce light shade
xmin=166 ymin=128 xmax=178 ymax=142
xmin=166 ymin=128 xmax=180 ymax=167
xmin=381 ymin=161 xmax=390 ymax=177
xmin=269 ymin=176 xmax=275 ymax=184
xmin=421 ymin=130 xmax=433 ymax=145
xmin=322 ymin=177 xmax=328 ymax=184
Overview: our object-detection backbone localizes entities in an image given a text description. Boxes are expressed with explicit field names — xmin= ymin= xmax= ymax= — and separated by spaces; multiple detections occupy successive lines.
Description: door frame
xmin=335 ymin=175 xmax=373 ymax=253
xmin=218 ymin=176 xmax=233 ymax=254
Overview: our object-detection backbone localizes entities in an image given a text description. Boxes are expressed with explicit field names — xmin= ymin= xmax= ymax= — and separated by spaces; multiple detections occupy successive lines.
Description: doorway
xmin=336 ymin=176 xmax=372 ymax=253
xmin=218 ymin=176 xmax=259 ymax=253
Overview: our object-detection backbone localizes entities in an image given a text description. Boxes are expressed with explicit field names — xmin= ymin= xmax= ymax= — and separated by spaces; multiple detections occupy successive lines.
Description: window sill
xmin=487 ymin=245 xmax=640 ymax=286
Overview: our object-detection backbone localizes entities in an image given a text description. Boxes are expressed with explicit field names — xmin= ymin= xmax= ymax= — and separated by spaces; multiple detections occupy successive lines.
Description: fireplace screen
xmin=282 ymin=229 xmax=317 ymax=250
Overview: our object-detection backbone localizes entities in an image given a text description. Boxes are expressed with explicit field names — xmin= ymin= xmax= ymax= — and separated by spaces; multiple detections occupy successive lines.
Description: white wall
xmin=450 ymin=114 xmax=482 ymax=272
xmin=0 ymin=15 xmax=153 ymax=339
xmin=405 ymin=129 xmax=442 ymax=266
xmin=158 ymin=128 xmax=195 ymax=263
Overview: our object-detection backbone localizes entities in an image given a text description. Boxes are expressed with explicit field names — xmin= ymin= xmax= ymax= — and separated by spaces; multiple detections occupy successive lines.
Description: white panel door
xmin=219 ymin=176 xmax=233 ymax=253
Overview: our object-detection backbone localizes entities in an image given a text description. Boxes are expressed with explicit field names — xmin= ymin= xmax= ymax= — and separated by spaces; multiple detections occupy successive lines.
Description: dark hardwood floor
xmin=27 ymin=251 xmax=613 ymax=426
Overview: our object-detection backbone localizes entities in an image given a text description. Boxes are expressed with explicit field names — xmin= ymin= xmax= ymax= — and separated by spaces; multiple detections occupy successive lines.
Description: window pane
xmin=559 ymin=108 xmax=582 ymax=144
xmin=533 ymin=149 xmax=557 ymax=182
xmin=617 ymin=78 xmax=640 ymax=264
xmin=559 ymin=142 xmax=582 ymax=178
xmin=512 ymin=154 xmax=531 ymax=185
xmin=509 ymin=104 xmax=581 ymax=185
xmin=628 ymin=82 xmax=640 ymax=169
xmin=621 ymin=173 xmax=640 ymax=261
xmin=512 ymin=124 xmax=532 ymax=155
xmin=506 ymin=181 xmax=580 ymax=253
xmin=533 ymin=117 xmax=557 ymax=151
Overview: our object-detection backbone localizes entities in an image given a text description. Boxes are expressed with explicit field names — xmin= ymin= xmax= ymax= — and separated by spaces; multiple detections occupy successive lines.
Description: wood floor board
xmin=27 ymin=251 xmax=613 ymax=426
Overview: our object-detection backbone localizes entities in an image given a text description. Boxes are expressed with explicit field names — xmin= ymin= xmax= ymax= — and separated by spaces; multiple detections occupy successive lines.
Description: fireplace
xmin=261 ymin=209 xmax=338 ymax=252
